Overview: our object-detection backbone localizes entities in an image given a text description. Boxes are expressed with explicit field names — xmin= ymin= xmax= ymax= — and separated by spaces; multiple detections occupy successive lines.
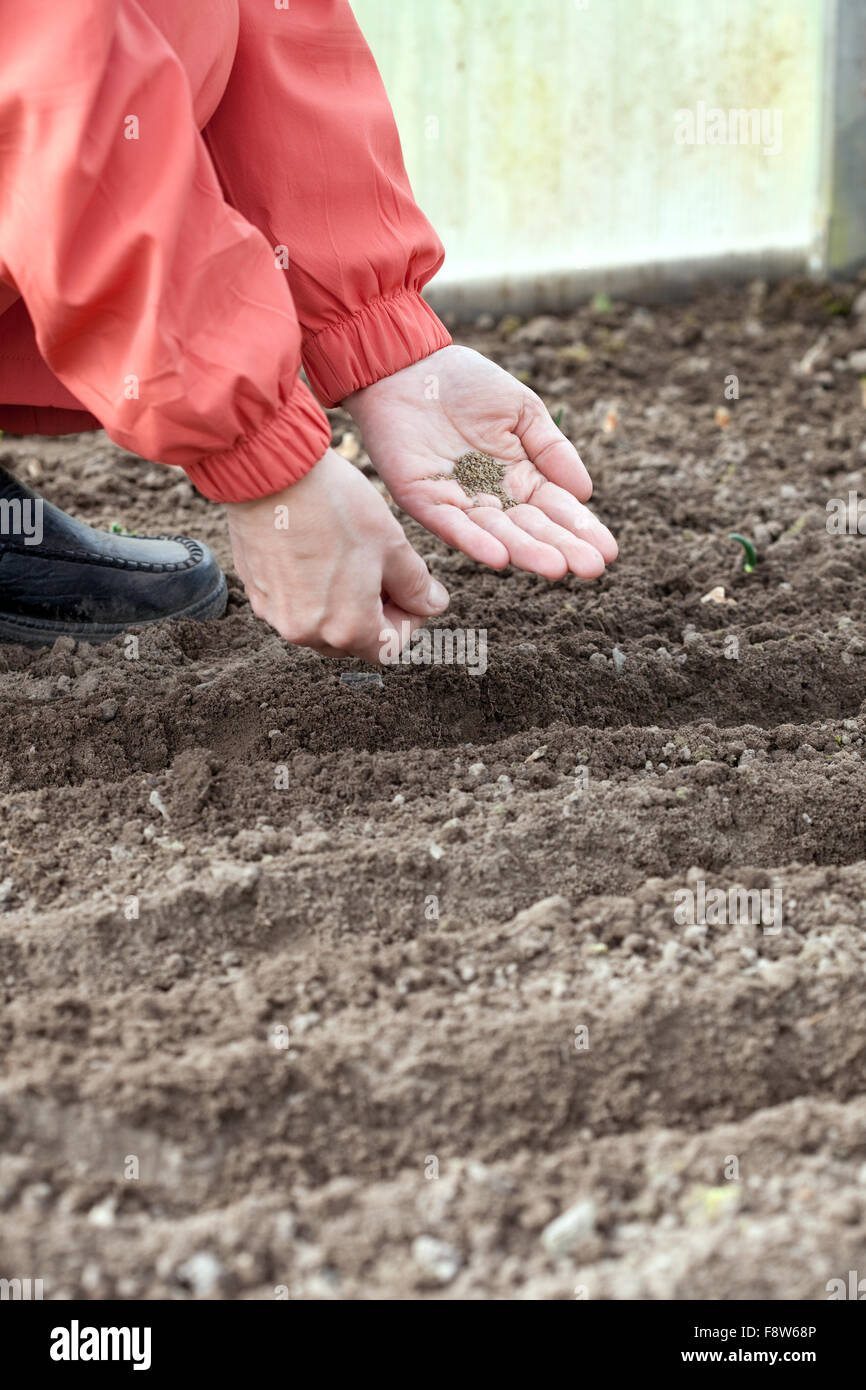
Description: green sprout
xmin=110 ymin=521 xmax=138 ymax=536
xmin=728 ymin=532 xmax=757 ymax=573
xmin=591 ymin=291 xmax=613 ymax=314
xmin=553 ymin=406 xmax=564 ymax=428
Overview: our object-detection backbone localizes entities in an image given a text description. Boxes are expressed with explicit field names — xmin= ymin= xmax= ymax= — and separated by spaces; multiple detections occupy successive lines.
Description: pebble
xmin=98 ymin=699 xmax=118 ymax=721
xmin=439 ymin=818 xmax=466 ymax=843
xmin=512 ymin=314 xmax=563 ymax=345
xmin=701 ymin=586 xmax=735 ymax=606
xmin=847 ymin=349 xmax=866 ymax=373
xmin=87 ymin=1196 xmax=117 ymax=1228
xmin=611 ymin=646 xmax=627 ymax=674
xmin=292 ymin=1011 xmax=321 ymax=1034
xmin=335 ymin=433 xmax=360 ymax=462
xmin=177 ymin=1251 xmax=225 ymax=1297
xmin=412 ymin=1236 xmax=462 ymax=1285
xmin=0 ymin=877 xmax=14 ymax=906
xmin=148 ymin=789 xmax=170 ymax=820
xmin=81 ymin=1263 xmax=104 ymax=1294
xmin=541 ymin=1198 xmax=597 ymax=1255
xmin=630 ymin=307 xmax=655 ymax=332
xmin=660 ymin=939 xmax=684 ymax=970
xmin=339 ymin=672 xmax=383 ymax=690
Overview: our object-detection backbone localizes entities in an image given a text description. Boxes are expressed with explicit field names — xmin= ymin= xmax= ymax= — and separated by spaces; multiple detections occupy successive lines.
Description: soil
xmin=2 ymin=276 xmax=866 ymax=1301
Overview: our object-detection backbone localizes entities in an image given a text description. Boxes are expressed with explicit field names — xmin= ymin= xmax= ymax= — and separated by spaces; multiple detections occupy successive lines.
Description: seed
xmin=432 ymin=452 xmax=515 ymax=510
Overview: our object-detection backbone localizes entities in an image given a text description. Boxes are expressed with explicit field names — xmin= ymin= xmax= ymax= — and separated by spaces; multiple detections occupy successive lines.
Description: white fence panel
xmin=352 ymin=0 xmax=829 ymax=312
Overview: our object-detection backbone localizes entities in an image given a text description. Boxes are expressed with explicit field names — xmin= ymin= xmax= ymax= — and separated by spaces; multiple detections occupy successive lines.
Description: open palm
xmin=345 ymin=345 xmax=617 ymax=579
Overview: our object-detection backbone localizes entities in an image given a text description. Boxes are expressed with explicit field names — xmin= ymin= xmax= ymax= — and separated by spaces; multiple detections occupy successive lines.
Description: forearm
xmin=203 ymin=0 xmax=452 ymax=407
xmin=0 ymin=0 xmax=330 ymax=503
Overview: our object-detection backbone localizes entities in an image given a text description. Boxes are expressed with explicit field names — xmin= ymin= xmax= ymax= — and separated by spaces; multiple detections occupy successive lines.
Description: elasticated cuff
xmin=302 ymin=288 xmax=452 ymax=406
xmin=183 ymin=375 xmax=331 ymax=502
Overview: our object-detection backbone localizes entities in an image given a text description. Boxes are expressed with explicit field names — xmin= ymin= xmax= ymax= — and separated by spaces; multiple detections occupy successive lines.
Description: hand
xmin=225 ymin=448 xmax=449 ymax=661
xmin=345 ymin=345 xmax=617 ymax=580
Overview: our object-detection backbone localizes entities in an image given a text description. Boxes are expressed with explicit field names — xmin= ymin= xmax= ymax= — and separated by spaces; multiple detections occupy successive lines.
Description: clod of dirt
xmin=434 ymin=451 xmax=516 ymax=509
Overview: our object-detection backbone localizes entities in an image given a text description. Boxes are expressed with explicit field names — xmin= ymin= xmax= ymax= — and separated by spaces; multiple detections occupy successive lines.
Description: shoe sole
xmin=0 ymin=573 xmax=228 ymax=647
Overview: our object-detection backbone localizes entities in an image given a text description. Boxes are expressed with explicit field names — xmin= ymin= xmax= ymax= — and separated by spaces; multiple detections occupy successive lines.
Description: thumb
xmin=382 ymin=539 xmax=450 ymax=617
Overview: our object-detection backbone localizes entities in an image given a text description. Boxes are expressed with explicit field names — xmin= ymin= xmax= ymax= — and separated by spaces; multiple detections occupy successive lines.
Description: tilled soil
xmin=2 ymin=277 xmax=866 ymax=1300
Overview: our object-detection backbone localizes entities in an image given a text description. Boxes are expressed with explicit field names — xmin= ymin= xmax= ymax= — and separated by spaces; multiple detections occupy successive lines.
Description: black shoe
xmin=0 ymin=461 xmax=227 ymax=646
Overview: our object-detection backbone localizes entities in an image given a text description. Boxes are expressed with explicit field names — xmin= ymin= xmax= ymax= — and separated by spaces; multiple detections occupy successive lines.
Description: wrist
xmin=303 ymin=289 xmax=452 ymax=408
xmin=344 ymin=345 xmax=455 ymax=420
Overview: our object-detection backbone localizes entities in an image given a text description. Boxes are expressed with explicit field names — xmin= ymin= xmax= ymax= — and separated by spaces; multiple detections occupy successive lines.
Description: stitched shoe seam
xmin=0 ymin=535 xmax=202 ymax=573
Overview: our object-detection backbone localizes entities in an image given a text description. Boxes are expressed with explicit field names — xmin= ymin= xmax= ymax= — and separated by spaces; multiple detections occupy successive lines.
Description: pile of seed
xmin=432 ymin=451 xmax=515 ymax=509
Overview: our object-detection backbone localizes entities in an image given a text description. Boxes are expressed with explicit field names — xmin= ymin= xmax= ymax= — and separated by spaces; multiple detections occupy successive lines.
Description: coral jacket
xmin=0 ymin=0 xmax=450 ymax=500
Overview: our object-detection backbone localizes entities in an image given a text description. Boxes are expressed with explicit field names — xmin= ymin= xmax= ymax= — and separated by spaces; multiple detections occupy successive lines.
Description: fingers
xmin=304 ymin=539 xmax=446 ymax=664
xmin=528 ymin=480 xmax=618 ymax=563
xmin=506 ymin=504 xmax=606 ymax=579
xmin=307 ymin=605 xmax=401 ymax=664
xmin=516 ymin=398 xmax=594 ymax=501
xmin=381 ymin=536 xmax=451 ymax=616
xmin=469 ymin=507 xmax=571 ymax=580
xmin=379 ymin=603 xmax=427 ymax=663
xmin=411 ymin=500 xmax=511 ymax=570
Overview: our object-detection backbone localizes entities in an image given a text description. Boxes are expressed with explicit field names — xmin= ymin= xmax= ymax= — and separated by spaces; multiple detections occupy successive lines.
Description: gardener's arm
xmin=202 ymin=0 xmax=453 ymax=413
xmin=0 ymin=0 xmax=329 ymax=492
xmin=0 ymin=0 xmax=447 ymax=659
xmin=204 ymin=0 xmax=616 ymax=580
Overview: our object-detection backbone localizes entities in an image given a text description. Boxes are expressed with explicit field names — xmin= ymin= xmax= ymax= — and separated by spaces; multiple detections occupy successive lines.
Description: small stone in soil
xmin=541 ymin=1197 xmax=597 ymax=1255
xmin=339 ymin=672 xmax=384 ymax=690
xmin=412 ymin=1235 xmax=462 ymax=1285
xmin=432 ymin=451 xmax=515 ymax=509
